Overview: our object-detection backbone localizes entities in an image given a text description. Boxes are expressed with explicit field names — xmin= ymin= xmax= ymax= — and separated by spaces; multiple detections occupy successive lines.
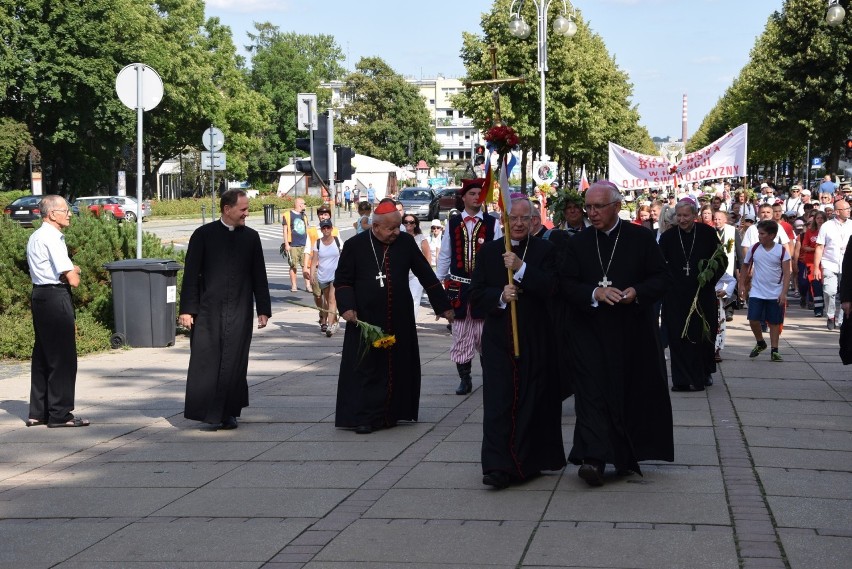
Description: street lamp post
xmin=508 ymin=0 xmax=577 ymax=161
xmin=826 ymin=0 xmax=846 ymax=26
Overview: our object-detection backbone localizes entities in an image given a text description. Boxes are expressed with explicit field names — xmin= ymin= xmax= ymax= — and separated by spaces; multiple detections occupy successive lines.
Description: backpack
xmin=317 ymin=236 xmax=342 ymax=253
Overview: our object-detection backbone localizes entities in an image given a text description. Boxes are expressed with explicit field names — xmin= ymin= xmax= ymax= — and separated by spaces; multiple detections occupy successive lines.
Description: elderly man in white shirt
xmin=813 ymin=198 xmax=852 ymax=330
xmin=25 ymin=194 xmax=88 ymax=428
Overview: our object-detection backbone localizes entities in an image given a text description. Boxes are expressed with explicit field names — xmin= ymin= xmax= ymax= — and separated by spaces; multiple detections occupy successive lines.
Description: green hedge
xmin=0 ymin=214 xmax=185 ymax=359
xmin=149 ymin=195 xmax=326 ymax=217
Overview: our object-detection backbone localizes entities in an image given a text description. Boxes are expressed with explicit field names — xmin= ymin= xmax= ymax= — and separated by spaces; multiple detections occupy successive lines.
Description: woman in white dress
xmin=402 ymin=214 xmax=432 ymax=319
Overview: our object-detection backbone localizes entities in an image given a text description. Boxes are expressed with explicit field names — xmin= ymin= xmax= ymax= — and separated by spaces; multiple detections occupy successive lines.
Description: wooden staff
xmin=495 ymin=154 xmax=520 ymax=358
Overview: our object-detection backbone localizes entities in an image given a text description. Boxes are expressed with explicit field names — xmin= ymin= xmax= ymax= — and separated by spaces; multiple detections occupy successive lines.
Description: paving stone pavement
xmin=0 ymin=301 xmax=849 ymax=568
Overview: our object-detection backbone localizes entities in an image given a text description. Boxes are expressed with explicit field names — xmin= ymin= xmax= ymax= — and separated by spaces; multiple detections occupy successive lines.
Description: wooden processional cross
xmin=465 ymin=46 xmax=525 ymax=357
xmin=464 ymin=46 xmax=525 ymax=126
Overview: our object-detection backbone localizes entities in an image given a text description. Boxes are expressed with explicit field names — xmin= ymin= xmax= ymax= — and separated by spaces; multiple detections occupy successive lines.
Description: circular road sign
xmin=115 ymin=63 xmax=164 ymax=111
xmin=202 ymin=127 xmax=225 ymax=151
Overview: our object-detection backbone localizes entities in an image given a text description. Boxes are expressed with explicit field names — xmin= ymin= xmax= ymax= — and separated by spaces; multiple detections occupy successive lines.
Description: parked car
xmin=397 ymin=187 xmax=437 ymax=220
xmin=110 ymin=196 xmax=151 ymax=222
xmin=3 ymin=195 xmax=43 ymax=227
xmin=73 ymin=196 xmax=125 ymax=220
xmin=430 ymin=187 xmax=460 ymax=220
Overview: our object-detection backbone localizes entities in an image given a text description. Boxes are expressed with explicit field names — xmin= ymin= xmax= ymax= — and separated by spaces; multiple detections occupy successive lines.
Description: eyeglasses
xmin=508 ymin=215 xmax=531 ymax=223
xmin=51 ymin=208 xmax=70 ymax=215
xmin=584 ymin=200 xmax=619 ymax=212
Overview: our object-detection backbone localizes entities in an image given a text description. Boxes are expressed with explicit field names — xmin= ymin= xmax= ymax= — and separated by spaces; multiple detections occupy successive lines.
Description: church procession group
xmin=32 ymin=178 xmax=850 ymax=491
xmin=177 ymin=176 xmax=852 ymax=489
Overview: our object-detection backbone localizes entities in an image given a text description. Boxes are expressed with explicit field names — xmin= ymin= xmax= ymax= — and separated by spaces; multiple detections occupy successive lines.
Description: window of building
xmin=445 ymin=110 xmax=453 ymax=117
xmin=429 ymin=99 xmax=435 ymax=105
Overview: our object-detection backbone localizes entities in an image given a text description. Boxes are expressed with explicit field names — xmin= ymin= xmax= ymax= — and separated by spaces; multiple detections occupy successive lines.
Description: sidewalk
xmin=0 ymin=302 xmax=849 ymax=568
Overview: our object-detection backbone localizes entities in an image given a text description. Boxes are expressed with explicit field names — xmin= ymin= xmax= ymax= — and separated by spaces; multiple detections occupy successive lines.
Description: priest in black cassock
xmin=179 ymin=190 xmax=271 ymax=430
xmin=470 ymin=197 xmax=566 ymax=490
xmin=659 ymin=198 xmax=725 ymax=391
xmin=334 ymin=199 xmax=454 ymax=434
xmin=559 ymin=181 xmax=673 ymax=487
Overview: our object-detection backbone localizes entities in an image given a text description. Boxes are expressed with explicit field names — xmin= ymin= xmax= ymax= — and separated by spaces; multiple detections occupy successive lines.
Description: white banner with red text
xmin=608 ymin=124 xmax=748 ymax=191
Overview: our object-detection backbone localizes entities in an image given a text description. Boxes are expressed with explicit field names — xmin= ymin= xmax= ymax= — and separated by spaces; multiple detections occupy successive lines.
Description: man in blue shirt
xmin=819 ymin=174 xmax=837 ymax=196
xmin=367 ymin=183 xmax=376 ymax=203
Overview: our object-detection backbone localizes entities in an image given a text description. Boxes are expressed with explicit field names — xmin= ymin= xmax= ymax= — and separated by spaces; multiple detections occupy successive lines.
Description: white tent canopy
xmin=277 ymin=154 xmax=406 ymax=199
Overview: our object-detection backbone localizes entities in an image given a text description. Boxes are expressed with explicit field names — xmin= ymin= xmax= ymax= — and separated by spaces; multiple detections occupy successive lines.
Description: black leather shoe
xmin=482 ymin=471 xmax=511 ymax=489
xmin=578 ymin=462 xmax=604 ymax=487
xmin=455 ymin=378 xmax=472 ymax=395
xmin=671 ymin=385 xmax=692 ymax=392
xmin=354 ymin=425 xmax=373 ymax=434
xmin=704 ymin=375 xmax=714 ymax=386
xmin=219 ymin=416 xmax=238 ymax=430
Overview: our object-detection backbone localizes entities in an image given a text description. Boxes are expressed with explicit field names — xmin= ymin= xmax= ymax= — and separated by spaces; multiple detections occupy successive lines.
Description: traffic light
xmin=473 ymin=144 xmax=486 ymax=166
xmin=335 ymin=145 xmax=356 ymax=182
xmin=292 ymin=115 xmax=329 ymax=185
xmin=845 ymin=138 xmax=852 ymax=160
xmin=295 ymin=137 xmax=312 ymax=174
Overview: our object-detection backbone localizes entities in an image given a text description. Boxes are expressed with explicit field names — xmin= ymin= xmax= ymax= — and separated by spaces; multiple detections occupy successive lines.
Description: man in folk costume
xmin=334 ymin=199 xmax=454 ymax=434
xmin=659 ymin=198 xmax=726 ymax=391
xmin=469 ymin=196 xmax=566 ymax=489
xmin=180 ymin=190 xmax=271 ymax=430
xmin=437 ymin=179 xmax=502 ymax=395
xmin=559 ymin=181 xmax=673 ymax=486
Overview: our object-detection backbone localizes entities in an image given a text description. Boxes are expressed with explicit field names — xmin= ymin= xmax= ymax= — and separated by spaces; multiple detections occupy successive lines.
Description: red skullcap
xmin=374 ymin=200 xmax=397 ymax=215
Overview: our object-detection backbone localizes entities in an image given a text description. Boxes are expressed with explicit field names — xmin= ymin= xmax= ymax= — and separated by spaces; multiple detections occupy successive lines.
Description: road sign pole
xmin=327 ymin=107 xmax=334 ymax=201
xmin=308 ymin=99 xmax=315 ymax=196
xmin=136 ymin=64 xmax=144 ymax=259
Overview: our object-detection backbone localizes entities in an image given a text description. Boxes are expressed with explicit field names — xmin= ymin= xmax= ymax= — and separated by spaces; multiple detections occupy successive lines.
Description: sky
xmin=206 ymin=0 xmax=785 ymax=140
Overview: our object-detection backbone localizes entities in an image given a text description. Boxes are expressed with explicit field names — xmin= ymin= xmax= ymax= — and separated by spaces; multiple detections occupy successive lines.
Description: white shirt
xmin=741 ymin=222 xmax=789 ymax=251
xmin=436 ymin=211 xmax=502 ymax=280
xmin=816 ymin=217 xmax=852 ymax=273
xmin=313 ymin=236 xmax=341 ymax=283
xmin=26 ymin=223 xmax=74 ymax=285
xmin=745 ymin=243 xmax=790 ymax=300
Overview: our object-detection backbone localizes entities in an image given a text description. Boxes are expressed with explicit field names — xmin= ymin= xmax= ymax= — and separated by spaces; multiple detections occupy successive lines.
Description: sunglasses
xmin=403 ymin=220 xmax=416 ymax=225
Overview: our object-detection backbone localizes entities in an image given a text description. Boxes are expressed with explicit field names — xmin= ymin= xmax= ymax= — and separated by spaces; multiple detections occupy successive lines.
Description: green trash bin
xmin=104 ymin=258 xmax=183 ymax=348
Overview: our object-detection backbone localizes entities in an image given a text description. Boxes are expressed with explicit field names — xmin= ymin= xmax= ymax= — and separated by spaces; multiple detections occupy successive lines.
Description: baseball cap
xmin=317 ymin=204 xmax=332 ymax=214
xmin=760 ymin=182 xmax=769 ymax=189
xmin=790 ymin=184 xmax=801 ymax=191
xmin=802 ymin=189 xmax=812 ymax=196
xmin=319 ymin=219 xmax=333 ymax=228
xmin=431 ymin=219 xmax=443 ymax=228
xmin=793 ymin=220 xmax=805 ymax=228
xmin=743 ymin=213 xmax=756 ymax=222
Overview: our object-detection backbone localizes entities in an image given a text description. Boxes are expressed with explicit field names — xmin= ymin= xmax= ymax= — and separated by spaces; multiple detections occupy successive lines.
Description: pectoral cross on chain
xmin=376 ymin=271 xmax=386 ymax=288
xmin=683 ymin=264 xmax=690 ymax=276
xmin=598 ymin=275 xmax=612 ymax=288
xmin=464 ymin=45 xmax=526 ymax=126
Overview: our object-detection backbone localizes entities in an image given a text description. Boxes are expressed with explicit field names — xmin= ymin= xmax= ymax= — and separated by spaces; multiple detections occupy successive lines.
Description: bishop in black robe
xmin=659 ymin=215 xmax=725 ymax=390
xmin=180 ymin=195 xmax=271 ymax=427
xmin=559 ymin=204 xmax=673 ymax=481
xmin=334 ymin=209 xmax=452 ymax=433
xmin=470 ymin=223 xmax=566 ymax=488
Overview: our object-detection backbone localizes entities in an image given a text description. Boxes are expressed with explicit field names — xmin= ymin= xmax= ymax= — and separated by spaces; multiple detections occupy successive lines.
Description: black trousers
xmin=29 ymin=286 xmax=77 ymax=423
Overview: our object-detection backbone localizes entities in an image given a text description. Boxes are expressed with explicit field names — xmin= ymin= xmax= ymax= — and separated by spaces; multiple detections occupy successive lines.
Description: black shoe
xmin=827 ymin=318 xmax=836 ymax=331
xmin=354 ymin=425 xmax=373 ymax=434
xmin=482 ymin=471 xmax=511 ymax=490
xmin=219 ymin=416 xmax=238 ymax=430
xmin=578 ymin=462 xmax=604 ymax=487
xmin=671 ymin=385 xmax=692 ymax=392
xmin=704 ymin=376 xmax=713 ymax=386
xmin=455 ymin=378 xmax=472 ymax=395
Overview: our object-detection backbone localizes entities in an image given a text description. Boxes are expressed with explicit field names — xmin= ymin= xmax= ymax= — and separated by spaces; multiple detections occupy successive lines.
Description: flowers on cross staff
xmin=483 ymin=124 xmax=519 ymax=154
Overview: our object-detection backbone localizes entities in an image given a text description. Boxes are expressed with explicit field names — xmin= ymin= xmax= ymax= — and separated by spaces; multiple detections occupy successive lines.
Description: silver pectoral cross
xmin=683 ymin=264 xmax=690 ymax=276
xmin=598 ymin=275 xmax=612 ymax=287
xmin=376 ymin=271 xmax=386 ymax=287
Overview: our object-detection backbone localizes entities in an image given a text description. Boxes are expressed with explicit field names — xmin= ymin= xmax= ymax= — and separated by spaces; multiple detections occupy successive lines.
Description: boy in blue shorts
xmin=740 ymin=220 xmax=792 ymax=361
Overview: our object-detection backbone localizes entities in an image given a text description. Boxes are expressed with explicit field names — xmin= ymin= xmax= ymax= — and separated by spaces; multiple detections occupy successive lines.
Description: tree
xmin=691 ymin=0 xmax=852 ymax=176
xmin=246 ymin=24 xmax=346 ymax=184
xmin=0 ymin=118 xmax=33 ymax=188
xmin=453 ymin=0 xmax=653 ymax=187
xmin=335 ymin=57 xmax=441 ymax=167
